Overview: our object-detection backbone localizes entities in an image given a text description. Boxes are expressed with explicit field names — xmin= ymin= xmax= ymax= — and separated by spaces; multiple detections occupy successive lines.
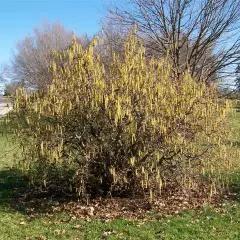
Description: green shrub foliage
xmin=9 ymin=31 xmax=234 ymax=200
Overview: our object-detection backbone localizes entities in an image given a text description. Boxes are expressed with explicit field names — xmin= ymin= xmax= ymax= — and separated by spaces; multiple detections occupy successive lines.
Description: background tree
xmin=0 ymin=64 xmax=9 ymax=83
xmin=107 ymin=0 xmax=240 ymax=83
xmin=10 ymin=21 xmax=76 ymax=90
xmin=235 ymin=64 xmax=240 ymax=92
xmin=3 ymin=81 xmax=23 ymax=96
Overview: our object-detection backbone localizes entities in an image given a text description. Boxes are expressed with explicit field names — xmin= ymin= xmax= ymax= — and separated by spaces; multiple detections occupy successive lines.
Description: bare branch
xmin=107 ymin=0 xmax=240 ymax=83
xmin=10 ymin=20 xmax=91 ymax=90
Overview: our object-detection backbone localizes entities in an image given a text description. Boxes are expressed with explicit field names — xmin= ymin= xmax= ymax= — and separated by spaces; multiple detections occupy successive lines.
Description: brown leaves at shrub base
xmin=50 ymin=187 xmax=235 ymax=220
xmin=12 ymin=180 xmax=238 ymax=221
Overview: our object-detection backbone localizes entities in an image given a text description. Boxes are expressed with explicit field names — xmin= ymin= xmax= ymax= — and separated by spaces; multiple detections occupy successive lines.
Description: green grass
xmin=0 ymin=169 xmax=239 ymax=240
xmin=0 ymin=109 xmax=240 ymax=240
xmin=0 ymin=117 xmax=18 ymax=169
xmin=229 ymin=105 xmax=240 ymax=144
xmin=0 ymin=134 xmax=18 ymax=169
xmin=0 ymin=208 xmax=237 ymax=239
xmin=0 ymin=167 xmax=239 ymax=240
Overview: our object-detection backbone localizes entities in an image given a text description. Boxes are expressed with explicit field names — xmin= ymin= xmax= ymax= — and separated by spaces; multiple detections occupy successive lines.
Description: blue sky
xmin=0 ymin=0 xmax=108 ymax=65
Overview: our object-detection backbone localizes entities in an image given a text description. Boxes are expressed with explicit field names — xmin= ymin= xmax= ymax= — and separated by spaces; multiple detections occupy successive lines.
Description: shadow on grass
xmin=1 ymin=168 xmax=240 ymax=218
xmin=0 ymin=168 xmax=30 ymax=215
xmin=235 ymin=105 xmax=240 ymax=112
xmin=231 ymin=141 xmax=240 ymax=148
xmin=228 ymin=172 xmax=240 ymax=202
xmin=0 ymin=169 xmax=27 ymax=204
xmin=0 ymin=168 xmax=63 ymax=215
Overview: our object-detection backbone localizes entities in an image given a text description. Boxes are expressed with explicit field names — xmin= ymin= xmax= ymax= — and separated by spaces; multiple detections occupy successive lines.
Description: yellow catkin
xmin=10 ymin=30 xmax=237 ymax=200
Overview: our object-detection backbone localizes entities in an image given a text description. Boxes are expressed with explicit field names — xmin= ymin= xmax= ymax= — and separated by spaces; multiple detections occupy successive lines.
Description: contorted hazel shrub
xmin=11 ymin=31 xmax=233 ymax=200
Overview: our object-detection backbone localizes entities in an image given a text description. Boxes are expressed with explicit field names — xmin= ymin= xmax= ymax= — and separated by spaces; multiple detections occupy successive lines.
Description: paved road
xmin=0 ymin=96 xmax=12 ymax=116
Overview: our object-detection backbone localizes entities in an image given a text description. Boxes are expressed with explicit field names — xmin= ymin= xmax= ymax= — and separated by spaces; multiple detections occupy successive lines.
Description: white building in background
xmin=0 ymin=95 xmax=12 ymax=116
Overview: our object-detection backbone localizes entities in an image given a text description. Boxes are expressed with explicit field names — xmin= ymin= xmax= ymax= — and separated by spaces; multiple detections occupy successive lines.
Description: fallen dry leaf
xmin=73 ymin=225 xmax=81 ymax=229
xmin=88 ymin=206 xmax=95 ymax=216
xmin=102 ymin=231 xmax=117 ymax=239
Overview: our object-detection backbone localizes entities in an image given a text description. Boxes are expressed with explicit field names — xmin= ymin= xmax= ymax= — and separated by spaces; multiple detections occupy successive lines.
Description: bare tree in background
xmin=0 ymin=64 xmax=9 ymax=83
xmin=96 ymin=24 xmax=126 ymax=67
xmin=3 ymin=82 xmax=23 ymax=96
xmin=235 ymin=64 xmax=240 ymax=92
xmin=107 ymin=0 xmax=240 ymax=83
xmin=11 ymin=21 xmax=74 ymax=90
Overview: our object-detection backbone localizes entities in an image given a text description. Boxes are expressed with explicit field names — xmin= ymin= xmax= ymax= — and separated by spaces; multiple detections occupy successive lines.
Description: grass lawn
xmin=0 ymin=167 xmax=239 ymax=240
xmin=0 ymin=135 xmax=18 ymax=169
xmin=0 ymin=108 xmax=239 ymax=240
